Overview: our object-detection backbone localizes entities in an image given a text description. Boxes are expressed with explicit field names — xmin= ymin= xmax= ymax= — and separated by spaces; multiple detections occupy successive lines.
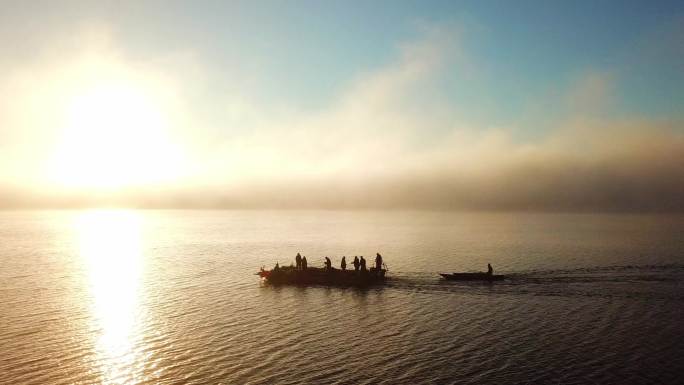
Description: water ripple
xmin=2 ymin=211 xmax=684 ymax=384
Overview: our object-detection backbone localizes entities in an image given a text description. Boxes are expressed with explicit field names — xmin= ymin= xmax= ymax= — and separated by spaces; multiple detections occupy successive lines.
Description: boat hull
xmin=258 ymin=266 xmax=386 ymax=287
xmin=440 ymin=273 xmax=505 ymax=281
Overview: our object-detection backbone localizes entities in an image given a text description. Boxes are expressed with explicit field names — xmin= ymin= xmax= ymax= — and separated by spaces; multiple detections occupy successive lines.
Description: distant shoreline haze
xmin=3 ymin=136 xmax=684 ymax=211
xmin=2 ymin=168 xmax=684 ymax=213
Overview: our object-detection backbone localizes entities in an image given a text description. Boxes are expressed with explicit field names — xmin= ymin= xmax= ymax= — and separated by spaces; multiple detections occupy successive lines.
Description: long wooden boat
xmin=439 ymin=272 xmax=505 ymax=281
xmin=257 ymin=265 xmax=386 ymax=287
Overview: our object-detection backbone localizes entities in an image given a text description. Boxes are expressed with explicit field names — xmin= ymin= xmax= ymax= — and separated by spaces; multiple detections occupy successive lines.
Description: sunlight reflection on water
xmin=76 ymin=210 xmax=144 ymax=384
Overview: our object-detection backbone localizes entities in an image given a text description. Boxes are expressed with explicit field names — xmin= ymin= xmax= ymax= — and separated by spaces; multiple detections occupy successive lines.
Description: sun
xmin=50 ymin=81 xmax=184 ymax=190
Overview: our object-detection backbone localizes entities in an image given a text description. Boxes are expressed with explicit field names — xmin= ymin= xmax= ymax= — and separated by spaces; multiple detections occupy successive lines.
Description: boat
xmin=439 ymin=272 xmax=505 ymax=281
xmin=257 ymin=265 xmax=386 ymax=287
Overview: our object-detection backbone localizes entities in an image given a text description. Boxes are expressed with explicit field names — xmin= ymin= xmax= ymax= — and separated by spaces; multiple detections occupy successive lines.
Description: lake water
xmin=1 ymin=210 xmax=683 ymax=384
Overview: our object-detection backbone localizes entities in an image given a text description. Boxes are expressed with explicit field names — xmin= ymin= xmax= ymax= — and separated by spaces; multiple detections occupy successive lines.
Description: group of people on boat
xmin=292 ymin=252 xmax=384 ymax=273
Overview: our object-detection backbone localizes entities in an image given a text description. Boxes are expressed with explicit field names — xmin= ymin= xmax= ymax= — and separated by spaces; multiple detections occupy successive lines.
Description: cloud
xmin=180 ymin=28 xmax=684 ymax=212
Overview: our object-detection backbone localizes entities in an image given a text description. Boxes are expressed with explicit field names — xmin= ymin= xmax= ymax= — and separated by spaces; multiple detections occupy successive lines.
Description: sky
xmin=1 ymin=0 xmax=683 ymax=211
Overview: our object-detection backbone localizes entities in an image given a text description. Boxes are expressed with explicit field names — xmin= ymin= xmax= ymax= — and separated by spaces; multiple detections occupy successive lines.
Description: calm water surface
xmin=1 ymin=210 xmax=683 ymax=384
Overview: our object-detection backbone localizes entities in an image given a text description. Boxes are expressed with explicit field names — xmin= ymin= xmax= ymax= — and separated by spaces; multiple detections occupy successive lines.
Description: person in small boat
xmin=341 ymin=256 xmax=347 ymax=270
xmin=324 ymin=257 xmax=332 ymax=271
xmin=302 ymin=256 xmax=308 ymax=270
xmin=375 ymin=253 xmax=383 ymax=270
xmin=360 ymin=256 xmax=367 ymax=271
xmin=295 ymin=253 xmax=302 ymax=270
xmin=353 ymin=256 xmax=360 ymax=271
xmin=487 ymin=263 xmax=493 ymax=276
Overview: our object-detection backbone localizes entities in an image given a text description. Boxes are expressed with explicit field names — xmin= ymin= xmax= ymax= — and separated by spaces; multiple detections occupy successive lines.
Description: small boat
xmin=439 ymin=272 xmax=505 ymax=281
xmin=257 ymin=265 xmax=386 ymax=287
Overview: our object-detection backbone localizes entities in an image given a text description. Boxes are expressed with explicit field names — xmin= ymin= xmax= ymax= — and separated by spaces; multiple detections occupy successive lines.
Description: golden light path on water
xmin=76 ymin=210 xmax=145 ymax=384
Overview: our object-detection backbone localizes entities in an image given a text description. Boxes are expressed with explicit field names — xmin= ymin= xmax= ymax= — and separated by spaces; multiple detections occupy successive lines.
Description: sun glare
xmin=50 ymin=81 xmax=184 ymax=190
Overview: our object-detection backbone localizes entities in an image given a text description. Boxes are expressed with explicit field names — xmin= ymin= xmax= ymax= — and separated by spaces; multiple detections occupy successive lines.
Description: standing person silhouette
xmin=487 ymin=263 xmax=493 ymax=276
xmin=341 ymin=256 xmax=347 ymax=270
xmin=353 ymin=256 xmax=360 ymax=271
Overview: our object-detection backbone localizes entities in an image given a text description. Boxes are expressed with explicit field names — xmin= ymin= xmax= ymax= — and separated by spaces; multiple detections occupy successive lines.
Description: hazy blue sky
xmin=1 ymin=1 xmax=683 ymax=210
xmin=4 ymin=1 xmax=682 ymax=116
